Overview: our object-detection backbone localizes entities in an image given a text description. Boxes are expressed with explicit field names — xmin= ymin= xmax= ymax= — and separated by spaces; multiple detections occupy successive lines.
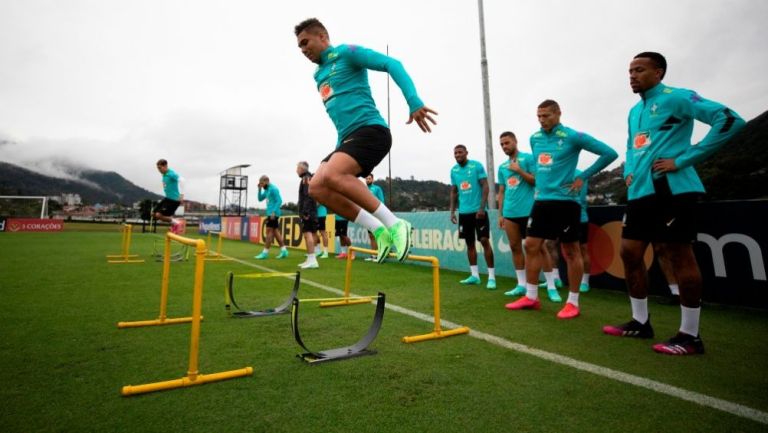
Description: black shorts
xmin=265 ymin=215 xmax=280 ymax=229
xmin=458 ymin=213 xmax=490 ymax=245
xmin=156 ymin=198 xmax=181 ymax=217
xmin=300 ymin=216 xmax=319 ymax=233
xmin=527 ymin=200 xmax=581 ymax=243
xmin=322 ymin=125 xmax=392 ymax=177
xmin=504 ymin=217 xmax=528 ymax=239
xmin=622 ymin=177 xmax=701 ymax=243
xmin=317 ymin=216 xmax=327 ymax=231
xmin=335 ymin=219 xmax=349 ymax=237
xmin=579 ymin=222 xmax=589 ymax=244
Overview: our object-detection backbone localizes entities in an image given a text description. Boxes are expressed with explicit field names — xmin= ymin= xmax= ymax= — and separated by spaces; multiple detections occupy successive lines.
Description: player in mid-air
xmin=154 ymin=159 xmax=184 ymax=234
xmin=294 ymin=18 xmax=437 ymax=264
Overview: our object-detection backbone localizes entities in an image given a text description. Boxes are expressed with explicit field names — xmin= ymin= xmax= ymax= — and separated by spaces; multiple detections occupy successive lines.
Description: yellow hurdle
xmin=323 ymin=246 xmax=470 ymax=343
xmin=119 ymin=232 xmax=252 ymax=396
xmin=204 ymin=231 xmax=232 ymax=261
xmin=106 ymin=224 xmax=145 ymax=264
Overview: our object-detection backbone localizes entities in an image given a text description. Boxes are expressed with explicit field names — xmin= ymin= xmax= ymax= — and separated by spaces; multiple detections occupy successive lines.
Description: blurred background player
xmin=450 ymin=144 xmax=496 ymax=290
xmin=154 ymin=159 xmax=184 ymax=234
xmin=296 ymin=161 xmax=319 ymax=269
xmin=254 ymin=175 xmax=288 ymax=260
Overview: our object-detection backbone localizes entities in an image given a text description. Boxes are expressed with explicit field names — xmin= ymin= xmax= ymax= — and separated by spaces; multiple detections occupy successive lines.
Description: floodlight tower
xmin=218 ymin=164 xmax=250 ymax=216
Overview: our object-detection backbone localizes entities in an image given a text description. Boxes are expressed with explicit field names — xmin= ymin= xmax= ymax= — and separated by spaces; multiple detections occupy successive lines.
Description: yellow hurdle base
xmin=117 ymin=316 xmax=200 ymax=329
xmin=319 ymin=297 xmax=373 ymax=308
xmin=402 ymin=326 xmax=470 ymax=344
xmin=122 ymin=366 xmax=253 ymax=396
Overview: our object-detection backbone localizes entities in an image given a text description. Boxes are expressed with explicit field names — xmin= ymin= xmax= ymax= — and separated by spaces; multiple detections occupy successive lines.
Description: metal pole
xmin=477 ymin=0 xmax=496 ymax=209
xmin=386 ymin=44 xmax=393 ymax=209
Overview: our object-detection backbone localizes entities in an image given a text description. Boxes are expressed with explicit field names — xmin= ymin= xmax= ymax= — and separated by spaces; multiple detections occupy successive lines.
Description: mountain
xmin=697 ymin=109 xmax=768 ymax=200
xmin=0 ymin=161 xmax=162 ymax=205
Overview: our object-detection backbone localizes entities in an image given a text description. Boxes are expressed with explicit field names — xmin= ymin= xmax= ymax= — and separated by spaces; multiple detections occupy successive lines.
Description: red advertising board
xmin=248 ymin=216 xmax=261 ymax=244
xmin=1 ymin=218 xmax=64 ymax=232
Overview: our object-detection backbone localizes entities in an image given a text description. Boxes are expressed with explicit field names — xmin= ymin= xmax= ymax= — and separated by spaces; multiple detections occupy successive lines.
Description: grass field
xmin=1 ymin=223 xmax=767 ymax=432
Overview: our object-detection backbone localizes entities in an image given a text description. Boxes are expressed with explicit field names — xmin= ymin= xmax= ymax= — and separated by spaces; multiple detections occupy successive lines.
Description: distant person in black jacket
xmin=297 ymin=161 xmax=319 ymax=269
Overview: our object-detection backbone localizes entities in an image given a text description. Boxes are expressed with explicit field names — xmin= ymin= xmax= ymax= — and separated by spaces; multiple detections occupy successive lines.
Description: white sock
xmin=680 ymin=305 xmax=701 ymax=336
xmin=323 ymin=246 xmax=328 ymax=253
xmin=581 ymin=274 xmax=589 ymax=286
xmin=341 ymin=246 xmax=348 ymax=254
xmin=526 ymin=283 xmax=539 ymax=300
xmin=280 ymin=246 xmax=287 ymax=252
xmin=669 ymin=284 xmax=680 ymax=295
xmin=315 ymin=245 xmax=321 ymax=254
xmin=372 ymin=203 xmax=399 ymax=228
xmin=552 ymin=268 xmax=560 ymax=281
xmin=544 ymin=272 xmax=556 ymax=290
xmin=306 ymin=253 xmax=316 ymax=261
xmin=515 ymin=269 xmax=526 ymax=287
xmin=488 ymin=268 xmax=495 ymax=280
xmin=567 ymin=291 xmax=580 ymax=307
xmin=630 ymin=296 xmax=649 ymax=324
xmin=470 ymin=265 xmax=479 ymax=278
xmin=355 ymin=209 xmax=385 ymax=232
xmin=261 ymin=248 xmax=268 ymax=254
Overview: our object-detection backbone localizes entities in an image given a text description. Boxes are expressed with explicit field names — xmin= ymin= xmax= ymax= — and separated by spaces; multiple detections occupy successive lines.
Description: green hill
xmin=0 ymin=161 xmax=161 ymax=205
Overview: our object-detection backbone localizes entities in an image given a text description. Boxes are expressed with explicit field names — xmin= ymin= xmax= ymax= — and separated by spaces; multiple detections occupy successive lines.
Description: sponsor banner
xmin=257 ymin=215 xmax=336 ymax=252
xmin=247 ymin=217 xmax=261 ymax=244
xmin=198 ymin=217 xmax=222 ymax=234
xmin=221 ymin=217 xmax=243 ymax=240
xmin=1 ymin=218 xmax=64 ymax=232
xmin=588 ymin=201 xmax=768 ymax=307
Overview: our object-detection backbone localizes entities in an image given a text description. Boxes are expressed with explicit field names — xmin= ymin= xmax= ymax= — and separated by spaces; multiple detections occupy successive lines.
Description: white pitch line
xmin=226 ymin=256 xmax=768 ymax=425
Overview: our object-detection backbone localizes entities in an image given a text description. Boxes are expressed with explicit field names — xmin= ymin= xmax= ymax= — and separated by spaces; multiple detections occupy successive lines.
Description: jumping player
xmin=154 ymin=159 xmax=184 ymax=234
xmin=294 ymin=18 xmax=437 ymax=264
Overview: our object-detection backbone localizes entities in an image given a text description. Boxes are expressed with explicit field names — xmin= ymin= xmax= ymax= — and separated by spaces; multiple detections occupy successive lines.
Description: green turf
xmin=0 ymin=225 xmax=766 ymax=432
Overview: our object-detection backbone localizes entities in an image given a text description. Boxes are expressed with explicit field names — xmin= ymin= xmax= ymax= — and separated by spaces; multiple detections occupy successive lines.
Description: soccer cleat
xmin=460 ymin=275 xmax=481 ymax=285
xmin=602 ymin=318 xmax=654 ymax=338
xmin=299 ymin=260 xmax=319 ymax=269
xmin=555 ymin=278 xmax=564 ymax=289
xmin=556 ymin=302 xmax=580 ymax=319
xmin=364 ymin=256 xmax=376 ymax=262
xmin=652 ymin=333 xmax=705 ymax=355
xmin=505 ymin=297 xmax=541 ymax=310
xmin=486 ymin=279 xmax=497 ymax=290
xmin=547 ymin=289 xmax=562 ymax=303
xmin=579 ymin=283 xmax=590 ymax=293
xmin=373 ymin=226 xmax=392 ymax=263
xmin=254 ymin=251 xmax=268 ymax=260
xmin=336 ymin=252 xmax=348 ymax=260
xmin=504 ymin=286 xmax=527 ymax=297
xmin=276 ymin=250 xmax=289 ymax=259
xmin=388 ymin=219 xmax=413 ymax=262
xmin=319 ymin=252 xmax=329 ymax=259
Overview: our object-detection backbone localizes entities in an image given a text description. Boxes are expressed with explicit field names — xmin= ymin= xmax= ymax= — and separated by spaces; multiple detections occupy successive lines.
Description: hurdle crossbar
xmin=106 ymin=224 xmax=145 ymax=264
xmin=120 ymin=232 xmax=252 ymax=396
xmin=204 ymin=231 xmax=232 ymax=261
xmin=328 ymin=246 xmax=469 ymax=343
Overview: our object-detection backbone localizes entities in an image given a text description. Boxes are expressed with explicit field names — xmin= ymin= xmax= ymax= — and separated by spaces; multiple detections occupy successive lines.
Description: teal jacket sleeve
xmin=623 ymin=115 xmax=634 ymax=179
xmin=257 ymin=188 xmax=267 ymax=202
xmin=673 ymin=91 xmax=746 ymax=170
xmin=576 ymin=133 xmax=619 ymax=179
xmin=345 ymin=45 xmax=424 ymax=114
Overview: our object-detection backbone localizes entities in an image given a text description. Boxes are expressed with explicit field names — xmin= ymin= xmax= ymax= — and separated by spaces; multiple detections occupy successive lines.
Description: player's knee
xmin=308 ymin=177 xmax=327 ymax=201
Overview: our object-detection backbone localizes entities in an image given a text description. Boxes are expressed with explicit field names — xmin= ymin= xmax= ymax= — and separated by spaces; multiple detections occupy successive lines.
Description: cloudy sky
xmin=1 ymin=0 xmax=766 ymax=206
